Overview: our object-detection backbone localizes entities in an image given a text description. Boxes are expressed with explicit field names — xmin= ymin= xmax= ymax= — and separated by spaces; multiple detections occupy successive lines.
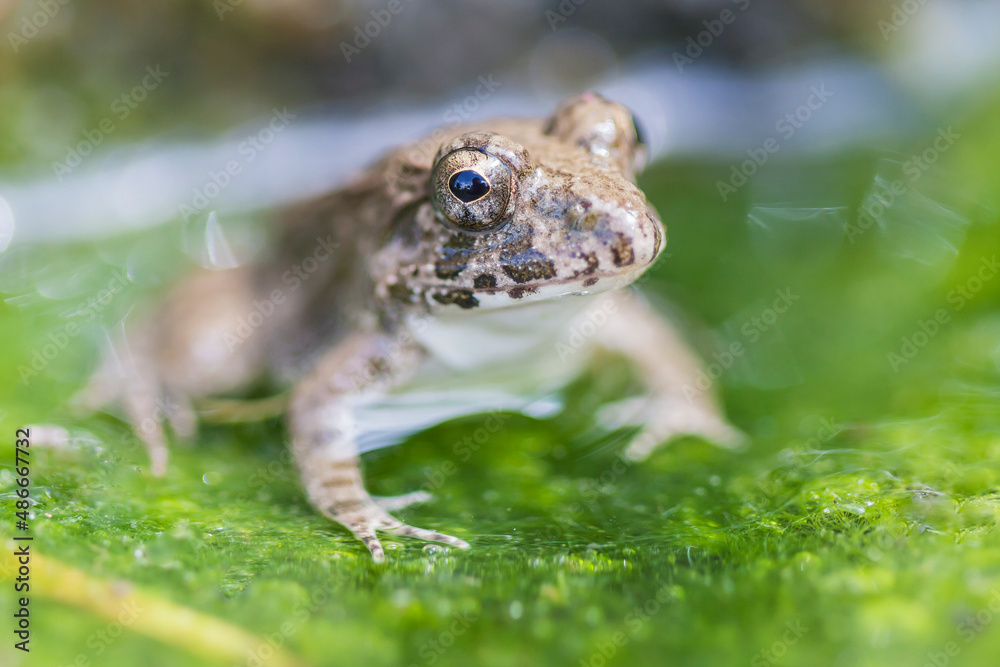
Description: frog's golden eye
xmin=431 ymin=148 xmax=513 ymax=232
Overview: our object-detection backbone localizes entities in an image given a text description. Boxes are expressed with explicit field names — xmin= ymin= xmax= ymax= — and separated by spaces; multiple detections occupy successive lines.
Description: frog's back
xmin=254 ymin=148 xmax=429 ymax=380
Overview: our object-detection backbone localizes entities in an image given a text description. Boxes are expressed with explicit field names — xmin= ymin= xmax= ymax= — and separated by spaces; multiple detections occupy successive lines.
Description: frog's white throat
xmin=348 ymin=288 xmax=621 ymax=455
xmin=412 ymin=287 xmax=623 ymax=371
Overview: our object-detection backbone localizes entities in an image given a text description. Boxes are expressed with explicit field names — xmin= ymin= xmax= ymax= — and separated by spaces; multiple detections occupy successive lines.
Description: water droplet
xmin=841 ymin=502 xmax=866 ymax=515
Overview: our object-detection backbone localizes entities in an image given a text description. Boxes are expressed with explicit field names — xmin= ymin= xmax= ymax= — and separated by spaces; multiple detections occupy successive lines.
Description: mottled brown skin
xmin=75 ymin=93 xmax=741 ymax=562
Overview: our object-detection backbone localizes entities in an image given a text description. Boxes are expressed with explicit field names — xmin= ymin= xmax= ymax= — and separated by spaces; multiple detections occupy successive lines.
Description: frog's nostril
xmin=563 ymin=201 xmax=602 ymax=231
xmin=574 ymin=211 xmax=602 ymax=231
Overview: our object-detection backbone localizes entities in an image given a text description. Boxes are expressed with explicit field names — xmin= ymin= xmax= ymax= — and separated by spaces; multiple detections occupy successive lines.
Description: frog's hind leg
xmin=70 ymin=321 xmax=186 ymax=476
xmin=73 ymin=267 xmax=271 ymax=475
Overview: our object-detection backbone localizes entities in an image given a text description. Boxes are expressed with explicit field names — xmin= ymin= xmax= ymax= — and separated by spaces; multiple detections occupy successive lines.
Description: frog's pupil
xmin=449 ymin=170 xmax=490 ymax=203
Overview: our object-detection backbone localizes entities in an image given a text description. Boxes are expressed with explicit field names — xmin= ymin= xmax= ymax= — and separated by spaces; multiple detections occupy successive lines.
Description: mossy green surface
xmin=2 ymin=96 xmax=1000 ymax=667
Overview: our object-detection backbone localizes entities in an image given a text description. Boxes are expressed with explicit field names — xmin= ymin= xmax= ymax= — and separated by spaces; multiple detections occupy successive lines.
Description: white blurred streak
xmin=1 ymin=58 xmax=913 ymax=245
xmin=202 ymin=212 xmax=239 ymax=269
xmin=182 ymin=211 xmax=259 ymax=270
xmin=746 ymin=205 xmax=847 ymax=268
xmin=719 ymin=315 xmax=804 ymax=390
xmin=861 ymin=162 xmax=973 ymax=275
xmin=0 ymin=196 xmax=13 ymax=252
xmin=4 ymin=0 xmax=1000 ymax=245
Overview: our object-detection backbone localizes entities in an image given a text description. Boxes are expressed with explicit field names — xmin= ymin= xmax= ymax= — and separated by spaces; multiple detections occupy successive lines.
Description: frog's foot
xmin=308 ymin=461 xmax=467 ymax=562
xmin=71 ymin=355 xmax=197 ymax=476
xmin=329 ymin=498 xmax=470 ymax=563
xmin=624 ymin=421 xmax=746 ymax=461
xmin=605 ymin=398 xmax=747 ymax=461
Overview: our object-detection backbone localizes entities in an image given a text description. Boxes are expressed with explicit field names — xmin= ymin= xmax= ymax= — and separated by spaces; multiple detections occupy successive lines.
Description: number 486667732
xmin=14 ymin=428 xmax=30 ymax=531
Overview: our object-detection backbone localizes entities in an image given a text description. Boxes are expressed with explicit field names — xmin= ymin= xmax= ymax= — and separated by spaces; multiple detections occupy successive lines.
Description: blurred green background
xmin=2 ymin=1 xmax=1000 ymax=666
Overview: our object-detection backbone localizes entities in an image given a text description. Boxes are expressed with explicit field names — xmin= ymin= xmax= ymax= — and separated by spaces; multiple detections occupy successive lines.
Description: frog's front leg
xmin=289 ymin=331 xmax=470 ymax=562
xmin=595 ymin=290 xmax=746 ymax=460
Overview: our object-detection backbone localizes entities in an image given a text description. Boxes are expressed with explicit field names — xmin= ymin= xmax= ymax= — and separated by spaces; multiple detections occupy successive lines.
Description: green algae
xmin=1 ymin=94 xmax=1000 ymax=667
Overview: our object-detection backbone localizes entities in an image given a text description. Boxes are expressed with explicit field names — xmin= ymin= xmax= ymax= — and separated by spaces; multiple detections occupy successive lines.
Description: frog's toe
xmin=372 ymin=490 xmax=434 ymax=512
xmin=164 ymin=391 xmax=198 ymax=441
xmin=383 ymin=523 xmax=471 ymax=550
xmin=353 ymin=525 xmax=387 ymax=563
xmin=624 ymin=410 xmax=748 ymax=461
xmin=123 ymin=394 xmax=170 ymax=476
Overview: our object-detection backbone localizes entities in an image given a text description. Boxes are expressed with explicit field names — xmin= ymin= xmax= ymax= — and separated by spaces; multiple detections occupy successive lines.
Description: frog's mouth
xmin=427 ymin=270 xmax=645 ymax=312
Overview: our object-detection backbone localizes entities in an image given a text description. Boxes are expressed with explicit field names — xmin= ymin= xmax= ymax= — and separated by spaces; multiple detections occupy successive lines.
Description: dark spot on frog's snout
xmin=501 ymin=249 xmax=556 ymax=284
xmin=473 ymin=273 xmax=497 ymax=289
xmin=432 ymin=289 xmax=479 ymax=309
xmin=571 ymin=251 xmax=599 ymax=277
xmin=609 ymin=232 xmax=634 ymax=267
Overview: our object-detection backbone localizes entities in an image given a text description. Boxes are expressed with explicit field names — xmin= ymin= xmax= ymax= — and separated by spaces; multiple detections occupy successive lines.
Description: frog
xmin=74 ymin=92 xmax=743 ymax=561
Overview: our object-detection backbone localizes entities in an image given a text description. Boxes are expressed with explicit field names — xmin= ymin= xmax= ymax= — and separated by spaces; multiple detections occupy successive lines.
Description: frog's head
xmin=374 ymin=92 xmax=664 ymax=312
